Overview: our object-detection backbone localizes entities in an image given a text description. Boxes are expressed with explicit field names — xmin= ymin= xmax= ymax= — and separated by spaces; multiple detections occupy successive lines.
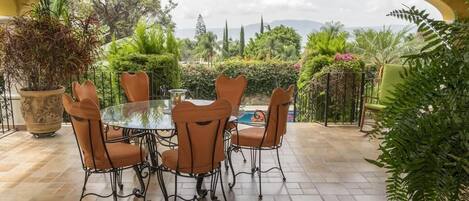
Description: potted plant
xmin=0 ymin=0 xmax=100 ymax=137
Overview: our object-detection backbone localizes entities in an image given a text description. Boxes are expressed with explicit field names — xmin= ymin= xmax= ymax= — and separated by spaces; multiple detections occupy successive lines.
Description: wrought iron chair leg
xmin=210 ymin=171 xmax=219 ymax=200
xmin=258 ymin=149 xmax=263 ymax=200
xmin=234 ymin=126 xmax=247 ymax=162
xmin=224 ymin=138 xmax=230 ymax=171
xmin=228 ymin=147 xmax=237 ymax=189
xmin=133 ymin=166 xmax=146 ymax=198
xmin=219 ymin=166 xmax=228 ymax=201
xmin=79 ymin=171 xmax=90 ymax=201
xmin=174 ymin=172 xmax=178 ymax=201
xmin=240 ymin=149 xmax=247 ymax=162
xmin=157 ymin=168 xmax=169 ymax=201
xmin=110 ymin=172 xmax=118 ymax=201
xmin=276 ymin=148 xmax=286 ymax=181
xmin=117 ymin=169 xmax=123 ymax=190
xmin=251 ymin=149 xmax=257 ymax=175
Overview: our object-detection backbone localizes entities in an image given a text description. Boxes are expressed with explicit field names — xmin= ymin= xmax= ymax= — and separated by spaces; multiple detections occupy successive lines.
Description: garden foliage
xmin=181 ymin=59 xmax=299 ymax=101
xmin=368 ymin=6 xmax=469 ymax=201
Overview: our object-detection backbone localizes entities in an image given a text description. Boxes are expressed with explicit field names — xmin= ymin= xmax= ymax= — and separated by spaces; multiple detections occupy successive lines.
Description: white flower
xmin=428 ymin=105 xmax=434 ymax=112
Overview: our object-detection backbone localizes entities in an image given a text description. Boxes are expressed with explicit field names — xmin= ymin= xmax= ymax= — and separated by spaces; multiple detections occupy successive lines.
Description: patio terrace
xmin=0 ymin=123 xmax=386 ymax=201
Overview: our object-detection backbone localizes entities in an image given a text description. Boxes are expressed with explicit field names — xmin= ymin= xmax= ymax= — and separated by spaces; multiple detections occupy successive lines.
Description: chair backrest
xmin=72 ymin=80 xmax=99 ymax=106
xmin=215 ymin=75 xmax=247 ymax=116
xmin=120 ymin=72 xmax=150 ymax=102
xmin=63 ymin=94 xmax=110 ymax=169
xmin=172 ymin=100 xmax=231 ymax=173
xmin=378 ymin=64 xmax=407 ymax=104
xmin=262 ymin=85 xmax=294 ymax=147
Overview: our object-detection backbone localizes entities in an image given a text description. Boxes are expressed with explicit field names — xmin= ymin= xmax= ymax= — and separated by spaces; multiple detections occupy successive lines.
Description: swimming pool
xmin=238 ymin=111 xmax=295 ymax=125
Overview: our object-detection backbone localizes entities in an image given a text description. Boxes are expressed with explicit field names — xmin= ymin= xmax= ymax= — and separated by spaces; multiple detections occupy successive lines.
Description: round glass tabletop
xmin=101 ymin=99 xmax=236 ymax=130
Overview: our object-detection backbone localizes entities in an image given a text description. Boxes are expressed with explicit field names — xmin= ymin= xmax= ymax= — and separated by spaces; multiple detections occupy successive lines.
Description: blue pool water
xmin=238 ymin=111 xmax=295 ymax=125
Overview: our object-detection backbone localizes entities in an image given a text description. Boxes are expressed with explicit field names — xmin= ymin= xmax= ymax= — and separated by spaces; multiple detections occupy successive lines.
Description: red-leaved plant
xmin=0 ymin=5 xmax=101 ymax=91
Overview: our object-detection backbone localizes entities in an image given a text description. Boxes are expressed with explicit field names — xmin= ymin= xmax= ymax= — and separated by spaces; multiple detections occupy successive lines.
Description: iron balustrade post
xmin=324 ymin=73 xmax=330 ymax=127
xmin=293 ymin=89 xmax=297 ymax=122
xmin=358 ymin=72 xmax=366 ymax=127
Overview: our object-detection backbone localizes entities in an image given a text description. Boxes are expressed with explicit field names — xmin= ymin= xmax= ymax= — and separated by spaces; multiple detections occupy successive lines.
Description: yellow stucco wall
xmin=0 ymin=0 xmax=37 ymax=16
xmin=426 ymin=0 xmax=469 ymax=21
xmin=0 ymin=1 xmax=19 ymax=16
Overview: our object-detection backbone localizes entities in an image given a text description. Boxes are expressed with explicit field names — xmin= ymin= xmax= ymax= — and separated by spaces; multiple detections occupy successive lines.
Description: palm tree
xmin=350 ymin=26 xmax=421 ymax=75
xmin=195 ymin=32 xmax=219 ymax=66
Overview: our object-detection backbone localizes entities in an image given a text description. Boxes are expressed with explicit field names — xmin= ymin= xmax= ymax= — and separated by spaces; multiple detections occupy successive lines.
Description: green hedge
xmin=110 ymin=53 xmax=181 ymax=89
xmin=181 ymin=60 xmax=299 ymax=101
xmin=216 ymin=60 xmax=298 ymax=96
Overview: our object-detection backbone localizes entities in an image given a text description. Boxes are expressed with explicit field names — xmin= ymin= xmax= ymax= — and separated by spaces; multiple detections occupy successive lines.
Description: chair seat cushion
xmin=106 ymin=127 xmax=123 ymax=140
xmin=91 ymin=143 xmax=147 ymax=169
xmin=231 ymin=127 xmax=267 ymax=147
xmin=365 ymin=103 xmax=386 ymax=111
xmin=161 ymin=149 xmax=220 ymax=174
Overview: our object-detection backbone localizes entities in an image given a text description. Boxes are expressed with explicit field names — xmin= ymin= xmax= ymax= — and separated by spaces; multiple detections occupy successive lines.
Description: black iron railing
xmin=0 ymin=74 xmax=15 ymax=136
xmin=294 ymin=72 xmax=376 ymax=126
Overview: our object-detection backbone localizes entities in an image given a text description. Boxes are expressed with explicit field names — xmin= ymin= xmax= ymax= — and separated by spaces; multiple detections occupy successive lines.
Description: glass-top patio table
xmin=101 ymin=99 xmax=238 ymax=147
xmin=101 ymin=99 xmax=239 ymax=196
xmin=101 ymin=99 xmax=239 ymax=130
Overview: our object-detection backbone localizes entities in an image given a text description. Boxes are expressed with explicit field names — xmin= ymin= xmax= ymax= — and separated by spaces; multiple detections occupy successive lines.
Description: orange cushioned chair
xmin=227 ymin=85 xmax=294 ymax=199
xmin=63 ymin=94 xmax=151 ymax=201
xmin=72 ymin=80 xmax=123 ymax=141
xmin=156 ymin=100 xmax=232 ymax=201
xmin=120 ymin=72 xmax=150 ymax=102
xmin=215 ymin=74 xmax=248 ymax=168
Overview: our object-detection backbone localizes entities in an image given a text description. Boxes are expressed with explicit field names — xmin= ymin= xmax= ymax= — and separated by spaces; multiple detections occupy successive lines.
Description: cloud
xmin=171 ymin=0 xmax=442 ymax=28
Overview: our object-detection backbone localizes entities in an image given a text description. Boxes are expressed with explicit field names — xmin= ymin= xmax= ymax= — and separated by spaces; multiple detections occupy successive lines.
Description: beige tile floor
xmin=0 ymin=123 xmax=386 ymax=201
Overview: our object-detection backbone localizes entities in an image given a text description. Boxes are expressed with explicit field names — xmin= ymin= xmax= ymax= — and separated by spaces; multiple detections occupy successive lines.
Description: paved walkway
xmin=0 ymin=123 xmax=386 ymax=201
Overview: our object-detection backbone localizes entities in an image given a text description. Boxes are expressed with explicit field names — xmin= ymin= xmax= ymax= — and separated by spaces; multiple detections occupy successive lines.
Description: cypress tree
xmin=240 ymin=25 xmax=245 ymax=57
xmin=260 ymin=15 xmax=264 ymax=34
xmin=195 ymin=14 xmax=206 ymax=39
xmin=222 ymin=20 xmax=229 ymax=58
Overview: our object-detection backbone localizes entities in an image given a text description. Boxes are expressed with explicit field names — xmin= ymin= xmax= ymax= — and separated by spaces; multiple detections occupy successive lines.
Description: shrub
xmin=180 ymin=59 xmax=299 ymax=103
xmin=297 ymin=55 xmax=333 ymax=89
xmin=180 ymin=64 xmax=218 ymax=99
xmin=314 ymin=59 xmax=364 ymax=78
xmin=296 ymin=56 xmax=365 ymax=123
xmin=216 ymin=59 xmax=298 ymax=96
xmin=110 ymin=53 xmax=181 ymax=89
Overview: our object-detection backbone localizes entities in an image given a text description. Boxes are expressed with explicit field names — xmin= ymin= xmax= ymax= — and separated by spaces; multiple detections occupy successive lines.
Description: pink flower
xmin=293 ymin=63 xmax=301 ymax=71
xmin=334 ymin=53 xmax=355 ymax=62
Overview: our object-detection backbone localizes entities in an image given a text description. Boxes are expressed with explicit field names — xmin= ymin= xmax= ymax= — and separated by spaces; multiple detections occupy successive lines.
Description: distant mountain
xmin=175 ymin=19 xmax=414 ymax=45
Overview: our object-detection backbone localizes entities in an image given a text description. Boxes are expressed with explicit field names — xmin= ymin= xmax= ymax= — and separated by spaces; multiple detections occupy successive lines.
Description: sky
xmin=165 ymin=0 xmax=443 ymax=29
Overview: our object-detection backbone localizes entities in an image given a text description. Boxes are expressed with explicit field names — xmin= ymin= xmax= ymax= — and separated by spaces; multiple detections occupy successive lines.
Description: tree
xmin=195 ymin=14 xmax=207 ymax=39
xmin=350 ymin=26 xmax=421 ymax=71
xmin=179 ymin=38 xmax=196 ymax=62
xmin=239 ymin=25 xmax=245 ymax=57
xmin=166 ymin=28 xmax=179 ymax=59
xmin=222 ymin=20 xmax=229 ymax=58
xmin=70 ymin=0 xmax=177 ymax=43
xmin=304 ymin=22 xmax=348 ymax=57
xmin=245 ymin=25 xmax=301 ymax=61
xmin=195 ymin=32 xmax=218 ymax=66
xmin=260 ymin=15 xmax=264 ymax=34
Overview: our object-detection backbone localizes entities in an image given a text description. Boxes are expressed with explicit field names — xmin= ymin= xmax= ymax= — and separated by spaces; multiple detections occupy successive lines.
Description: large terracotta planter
xmin=18 ymin=87 xmax=65 ymax=136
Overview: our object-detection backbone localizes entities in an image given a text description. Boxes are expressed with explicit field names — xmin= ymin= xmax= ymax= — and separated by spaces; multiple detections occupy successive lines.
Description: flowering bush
xmin=334 ymin=53 xmax=355 ymax=62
